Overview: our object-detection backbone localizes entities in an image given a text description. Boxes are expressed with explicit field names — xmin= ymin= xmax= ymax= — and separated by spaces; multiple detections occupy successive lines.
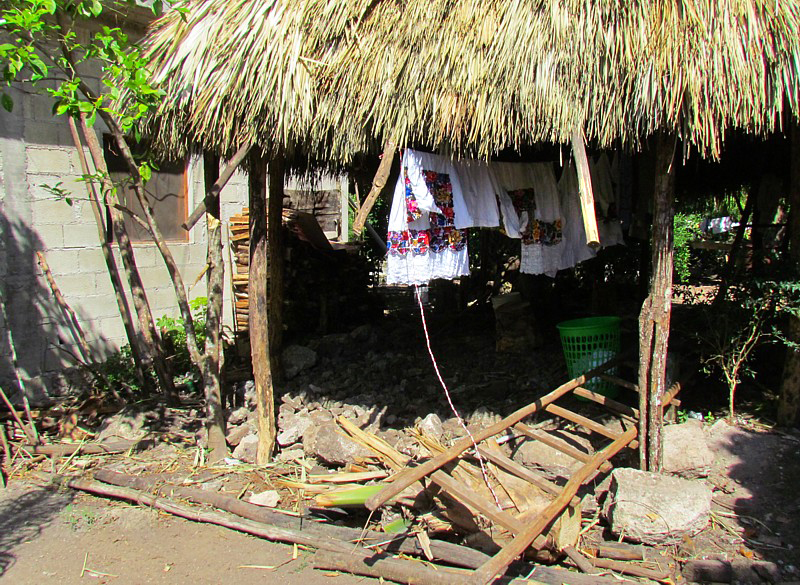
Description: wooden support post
xmin=352 ymin=140 xmax=396 ymax=234
xmin=248 ymin=152 xmax=276 ymax=463
xmin=779 ymin=121 xmax=800 ymax=427
xmin=571 ymin=131 xmax=601 ymax=248
xmin=267 ymin=153 xmax=286 ymax=384
xmin=637 ymin=132 xmax=677 ymax=472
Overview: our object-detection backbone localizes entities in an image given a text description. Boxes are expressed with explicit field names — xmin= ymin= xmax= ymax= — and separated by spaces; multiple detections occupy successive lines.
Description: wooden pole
xmin=779 ymin=121 xmax=800 ymax=426
xmin=248 ymin=152 xmax=276 ymax=463
xmin=638 ymin=132 xmax=677 ymax=471
xmin=201 ymin=152 xmax=229 ymax=462
xmin=267 ymin=153 xmax=286 ymax=384
xmin=570 ymin=131 xmax=601 ymax=248
xmin=352 ymin=140 xmax=397 ymax=234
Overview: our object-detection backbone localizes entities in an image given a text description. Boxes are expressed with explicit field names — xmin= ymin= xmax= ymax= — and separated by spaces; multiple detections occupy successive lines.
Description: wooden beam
xmin=248 ymin=152 xmax=275 ymax=463
xmin=183 ymin=142 xmax=251 ymax=231
xmin=570 ymin=131 xmax=601 ymax=248
xmin=352 ymin=140 xmax=396 ymax=234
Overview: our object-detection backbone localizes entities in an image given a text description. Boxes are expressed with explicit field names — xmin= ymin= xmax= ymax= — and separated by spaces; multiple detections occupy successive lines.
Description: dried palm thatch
xmin=142 ymin=0 xmax=800 ymax=161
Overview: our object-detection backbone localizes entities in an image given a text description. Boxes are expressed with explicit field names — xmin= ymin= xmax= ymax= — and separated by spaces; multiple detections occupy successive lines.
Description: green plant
xmin=157 ymin=297 xmax=208 ymax=382
xmin=673 ymin=212 xmax=702 ymax=283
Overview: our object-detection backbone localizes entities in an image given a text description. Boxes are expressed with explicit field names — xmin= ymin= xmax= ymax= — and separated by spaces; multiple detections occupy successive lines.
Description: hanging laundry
xmin=451 ymin=160 xmax=499 ymax=228
xmin=590 ymin=154 xmax=625 ymax=247
xmin=557 ymin=162 xmax=598 ymax=271
xmin=386 ymin=150 xmax=470 ymax=285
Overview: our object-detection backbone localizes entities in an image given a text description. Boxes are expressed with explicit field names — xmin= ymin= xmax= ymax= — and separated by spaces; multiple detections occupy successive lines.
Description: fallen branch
xmin=21 ymin=439 xmax=152 ymax=457
xmin=48 ymin=475 xmax=354 ymax=553
xmin=562 ymin=546 xmax=597 ymax=574
xmin=587 ymin=556 xmax=672 ymax=581
xmin=93 ymin=469 xmax=489 ymax=570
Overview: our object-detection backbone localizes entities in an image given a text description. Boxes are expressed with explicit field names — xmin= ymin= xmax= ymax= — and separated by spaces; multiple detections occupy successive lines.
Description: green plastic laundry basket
xmin=556 ymin=316 xmax=621 ymax=398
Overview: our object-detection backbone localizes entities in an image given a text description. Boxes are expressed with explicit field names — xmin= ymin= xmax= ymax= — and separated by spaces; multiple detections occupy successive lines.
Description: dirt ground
xmin=3 ymin=298 xmax=800 ymax=584
xmin=0 ymin=480 xmax=369 ymax=584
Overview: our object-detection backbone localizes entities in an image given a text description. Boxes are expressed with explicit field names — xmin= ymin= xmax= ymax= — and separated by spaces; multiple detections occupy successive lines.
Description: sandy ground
xmin=0 ymin=482 xmax=369 ymax=585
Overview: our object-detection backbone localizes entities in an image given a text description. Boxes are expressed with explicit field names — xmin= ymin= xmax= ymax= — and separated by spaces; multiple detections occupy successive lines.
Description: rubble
xmin=96 ymin=407 xmax=150 ymax=442
xmin=603 ymin=467 xmax=712 ymax=545
xmin=232 ymin=433 xmax=259 ymax=463
xmin=303 ymin=421 xmax=373 ymax=466
xmin=249 ymin=490 xmax=281 ymax=508
xmin=281 ymin=345 xmax=318 ymax=379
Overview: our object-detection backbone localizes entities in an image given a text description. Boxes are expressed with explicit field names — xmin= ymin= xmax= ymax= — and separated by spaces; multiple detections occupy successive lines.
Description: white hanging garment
xmin=452 ymin=159 xmax=502 ymax=228
xmin=386 ymin=149 xmax=470 ymax=285
xmin=558 ymin=162 xmax=597 ymax=270
xmin=591 ymin=154 xmax=625 ymax=248
xmin=520 ymin=162 xmax=565 ymax=277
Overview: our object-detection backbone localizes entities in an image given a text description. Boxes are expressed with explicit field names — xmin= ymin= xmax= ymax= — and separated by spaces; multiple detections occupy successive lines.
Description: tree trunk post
xmin=248 ymin=152 xmax=277 ymax=463
xmin=77 ymin=116 xmax=174 ymax=399
xmin=638 ymin=132 xmax=677 ymax=471
xmin=268 ymin=153 xmax=286 ymax=385
xmin=202 ymin=152 xmax=229 ymax=461
xmin=779 ymin=121 xmax=800 ymax=427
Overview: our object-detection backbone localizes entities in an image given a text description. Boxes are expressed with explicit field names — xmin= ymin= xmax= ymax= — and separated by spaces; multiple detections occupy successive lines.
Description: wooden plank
xmin=572 ymin=387 xmax=639 ymax=420
xmin=571 ymin=131 xmax=600 ymax=248
xmin=513 ymin=423 xmax=611 ymax=472
xmin=471 ymin=426 xmax=639 ymax=585
xmin=544 ymin=404 xmax=621 ymax=441
xmin=597 ymin=373 xmax=638 ymax=392
xmin=429 ymin=470 xmax=524 ymax=534
xmin=364 ymin=360 xmax=621 ymax=512
xmin=474 ymin=445 xmax=578 ymax=506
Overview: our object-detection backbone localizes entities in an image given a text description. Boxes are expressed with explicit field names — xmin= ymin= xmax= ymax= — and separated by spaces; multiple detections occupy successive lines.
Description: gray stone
xmin=226 ymin=423 xmax=254 ymax=448
xmin=467 ymin=406 xmax=500 ymax=430
xmin=248 ymin=490 xmax=280 ymax=508
xmin=511 ymin=430 xmax=593 ymax=476
xmin=281 ymin=345 xmax=318 ymax=379
xmin=277 ymin=414 xmax=313 ymax=447
xmin=663 ymin=421 xmax=714 ymax=478
xmin=278 ymin=448 xmax=305 ymax=463
xmin=350 ymin=324 xmax=374 ymax=342
xmin=96 ymin=408 xmax=149 ymax=442
xmin=303 ymin=421 xmax=373 ymax=466
xmin=227 ymin=406 xmax=250 ymax=426
xmin=232 ymin=434 xmax=259 ymax=464
xmin=603 ymin=468 xmax=711 ymax=545
xmin=417 ymin=413 xmax=444 ymax=439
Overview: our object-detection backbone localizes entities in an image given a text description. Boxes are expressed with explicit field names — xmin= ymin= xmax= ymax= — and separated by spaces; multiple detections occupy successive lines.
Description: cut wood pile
xmin=228 ymin=207 xmax=380 ymax=335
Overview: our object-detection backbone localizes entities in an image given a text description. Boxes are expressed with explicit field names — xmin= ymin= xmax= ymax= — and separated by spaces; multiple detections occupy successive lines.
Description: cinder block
xmin=76 ymin=292 xmax=123 ymax=319
xmin=63 ymin=223 xmax=103 ymax=248
xmin=41 ymin=249 xmax=82 ymax=275
xmin=26 ymin=148 xmax=74 ymax=175
xmin=31 ymin=198 xmax=81 ymax=225
xmin=78 ymin=247 xmax=108 ymax=273
xmin=46 ymin=272 xmax=97 ymax=296
xmin=34 ymin=224 xmax=65 ymax=250
xmin=23 ymin=120 xmax=72 ymax=146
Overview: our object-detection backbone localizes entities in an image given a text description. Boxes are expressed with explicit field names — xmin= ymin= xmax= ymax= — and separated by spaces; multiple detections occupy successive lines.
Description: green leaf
xmin=139 ymin=163 xmax=151 ymax=182
xmin=86 ymin=108 xmax=96 ymax=127
xmin=151 ymin=0 xmax=163 ymax=17
xmin=1 ymin=93 xmax=13 ymax=112
xmin=90 ymin=0 xmax=103 ymax=17
xmin=65 ymin=197 xmax=73 ymax=206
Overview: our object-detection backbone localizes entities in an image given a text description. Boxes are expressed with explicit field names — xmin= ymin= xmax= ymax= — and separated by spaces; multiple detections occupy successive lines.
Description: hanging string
xmin=414 ymin=284 xmax=502 ymax=509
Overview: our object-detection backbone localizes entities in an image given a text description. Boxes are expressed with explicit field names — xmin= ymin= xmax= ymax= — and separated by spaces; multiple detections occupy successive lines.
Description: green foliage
xmin=673 ymin=212 xmax=702 ymax=283
xmin=156 ymin=297 xmax=208 ymax=380
xmin=94 ymin=343 xmax=153 ymax=397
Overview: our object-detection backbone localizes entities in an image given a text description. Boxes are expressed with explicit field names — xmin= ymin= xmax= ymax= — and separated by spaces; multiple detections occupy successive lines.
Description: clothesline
xmin=386 ymin=149 xmax=625 ymax=285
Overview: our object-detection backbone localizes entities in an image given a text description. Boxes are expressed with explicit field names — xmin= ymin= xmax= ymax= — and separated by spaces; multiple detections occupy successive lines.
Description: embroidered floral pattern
xmin=388 ymin=228 xmax=467 ymax=256
xmin=404 ymin=167 xmax=423 ymax=222
xmin=390 ymin=167 xmax=468 ymax=257
xmin=528 ymin=219 xmax=563 ymax=246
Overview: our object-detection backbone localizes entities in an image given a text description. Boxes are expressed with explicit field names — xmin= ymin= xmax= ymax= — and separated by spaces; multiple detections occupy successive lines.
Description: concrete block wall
xmin=0 ymin=81 xmax=249 ymax=401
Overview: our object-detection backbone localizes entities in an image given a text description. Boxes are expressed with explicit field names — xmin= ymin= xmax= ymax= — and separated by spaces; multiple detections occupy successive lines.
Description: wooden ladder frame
xmin=365 ymin=356 xmax=682 ymax=585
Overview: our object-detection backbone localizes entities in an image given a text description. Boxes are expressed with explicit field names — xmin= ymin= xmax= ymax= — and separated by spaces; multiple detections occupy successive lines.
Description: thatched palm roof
xmin=143 ymin=0 xmax=800 ymax=161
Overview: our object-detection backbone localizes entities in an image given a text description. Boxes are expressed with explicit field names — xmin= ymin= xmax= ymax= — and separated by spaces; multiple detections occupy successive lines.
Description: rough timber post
xmin=638 ymin=132 xmax=677 ymax=472
xmin=248 ymin=152 xmax=276 ymax=462
xmin=779 ymin=121 xmax=800 ymax=426
xmin=267 ymin=153 xmax=286 ymax=386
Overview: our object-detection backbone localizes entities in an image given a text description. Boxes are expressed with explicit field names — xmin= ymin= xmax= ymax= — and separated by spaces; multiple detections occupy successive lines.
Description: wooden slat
xmin=513 ymin=423 xmax=611 ymax=472
xmin=475 ymin=445 xmax=579 ymax=507
xmin=597 ymin=373 xmax=638 ymax=392
xmin=364 ymin=360 xmax=622 ymax=512
xmin=544 ymin=404 xmax=621 ymax=441
xmin=471 ymin=426 xmax=639 ymax=585
xmin=572 ymin=387 xmax=638 ymax=420
xmin=429 ymin=471 xmax=524 ymax=534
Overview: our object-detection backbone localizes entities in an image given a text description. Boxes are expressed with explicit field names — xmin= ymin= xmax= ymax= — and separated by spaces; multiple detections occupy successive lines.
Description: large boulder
xmin=663 ymin=421 xmax=714 ymax=478
xmin=303 ymin=421 xmax=373 ymax=466
xmin=603 ymin=468 xmax=711 ymax=545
